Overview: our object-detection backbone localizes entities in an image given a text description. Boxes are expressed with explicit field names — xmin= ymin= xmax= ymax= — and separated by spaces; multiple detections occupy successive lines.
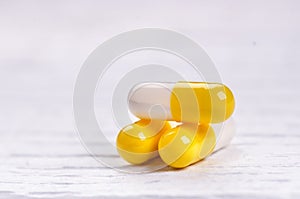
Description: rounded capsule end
xmin=128 ymin=82 xmax=173 ymax=120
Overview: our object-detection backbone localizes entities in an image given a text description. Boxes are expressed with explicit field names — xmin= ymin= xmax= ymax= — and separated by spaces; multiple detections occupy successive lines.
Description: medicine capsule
xmin=128 ymin=81 xmax=235 ymax=123
xmin=116 ymin=119 xmax=171 ymax=164
xmin=158 ymin=120 xmax=235 ymax=169
xmin=158 ymin=123 xmax=215 ymax=168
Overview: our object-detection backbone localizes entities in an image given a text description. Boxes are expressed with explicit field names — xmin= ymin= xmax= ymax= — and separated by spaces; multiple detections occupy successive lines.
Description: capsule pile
xmin=116 ymin=81 xmax=235 ymax=168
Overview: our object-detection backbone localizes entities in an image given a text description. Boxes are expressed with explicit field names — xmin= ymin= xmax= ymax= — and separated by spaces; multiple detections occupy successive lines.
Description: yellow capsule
xmin=116 ymin=119 xmax=171 ymax=164
xmin=128 ymin=81 xmax=235 ymax=123
xmin=158 ymin=123 xmax=216 ymax=168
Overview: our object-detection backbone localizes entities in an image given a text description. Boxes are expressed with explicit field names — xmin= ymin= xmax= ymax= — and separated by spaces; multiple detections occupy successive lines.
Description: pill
xmin=158 ymin=123 xmax=215 ymax=168
xmin=117 ymin=119 xmax=235 ymax=167
xmin=158 ymin=121 xmax=235 ymax=168
xmin=116 ymin=119 xmax=171 ymax=164
xmin=128 ymin=81 xmax=235 ymax=123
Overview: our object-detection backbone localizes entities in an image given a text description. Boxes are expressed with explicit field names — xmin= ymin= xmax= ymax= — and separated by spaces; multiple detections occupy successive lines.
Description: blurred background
xmin=0 ymin=0 xmax=299 ymax=198
xmin=1 ymin=0 xmax=299 ymax=139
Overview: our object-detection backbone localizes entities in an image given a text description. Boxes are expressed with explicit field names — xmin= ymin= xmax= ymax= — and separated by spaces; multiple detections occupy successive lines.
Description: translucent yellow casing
xmin=116 ymin=120 xmax=171 ymax=165
xmin=158 ymin=123 xmax=216 ymax=168
xmin=170 ymin=82 xmax=235 ymax=123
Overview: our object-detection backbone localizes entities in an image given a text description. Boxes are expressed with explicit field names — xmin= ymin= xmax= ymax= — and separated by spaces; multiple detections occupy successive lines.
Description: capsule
xmin=116 ymin=119 xmax=171 ymax=164
xmin=117 ymin=119 xmax=235 ymax=168
xmin=128 ymin=81 xmax=235 ymax=123
xmin=158 ymin=121 xmax=235 ymax=168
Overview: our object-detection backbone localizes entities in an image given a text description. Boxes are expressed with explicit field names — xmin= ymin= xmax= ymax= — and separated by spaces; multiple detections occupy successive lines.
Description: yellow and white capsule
xmin=117 ymin=119 xmax=235 ymax=168
xmin=116 ymin=119 xmax=171 ymax=164
xmin=128 ymin=81 xmax=235 ymax=123
xmin=158 ymin=123 xmax=215 ymax=168
xmin=158 ymin=120 xmax=235 ymax=168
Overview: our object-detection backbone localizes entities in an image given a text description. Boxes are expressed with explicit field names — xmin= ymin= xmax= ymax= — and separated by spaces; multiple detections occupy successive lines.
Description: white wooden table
xmin=0 ymin=1 xmax=300 ymax=198
xmin=1 ymin=61 xmax=299 ymax=199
